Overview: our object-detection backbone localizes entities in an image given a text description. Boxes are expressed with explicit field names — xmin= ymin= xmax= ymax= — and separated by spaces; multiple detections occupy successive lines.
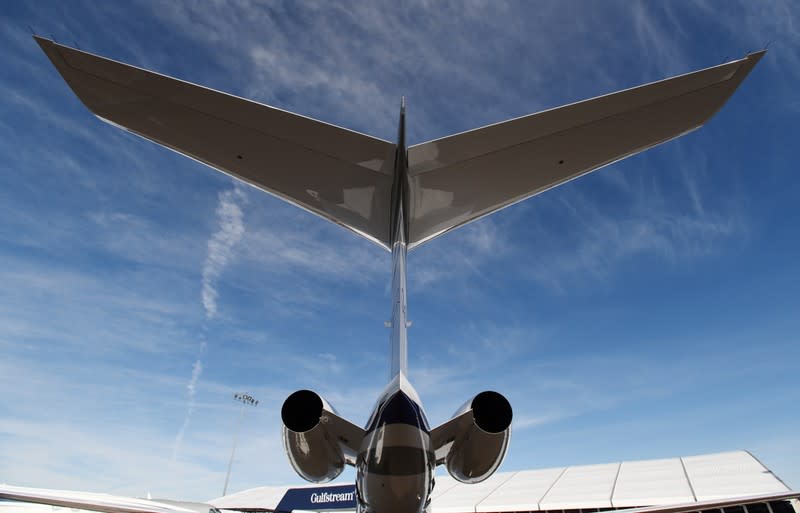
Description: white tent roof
xmin=210 ymin=450 xmax=791 ymax=512
xmin=682 ymin=452 xmax=789 ymax=501
xmin=612 ymin=457 xmax=694 ymax=507
xmin=212 ymin=485 xmax=289 ymax=509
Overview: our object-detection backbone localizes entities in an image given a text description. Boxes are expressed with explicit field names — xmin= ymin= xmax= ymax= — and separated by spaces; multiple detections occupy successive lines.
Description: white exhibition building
xmin=211 ymin=451 xmax=797 ymax=513
xmin=1 ymin=451 xmax=797 ymax=513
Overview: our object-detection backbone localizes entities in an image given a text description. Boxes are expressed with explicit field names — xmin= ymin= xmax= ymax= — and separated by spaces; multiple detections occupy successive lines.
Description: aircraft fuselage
xmin=357 ymin=375 xmax=433 ymax=513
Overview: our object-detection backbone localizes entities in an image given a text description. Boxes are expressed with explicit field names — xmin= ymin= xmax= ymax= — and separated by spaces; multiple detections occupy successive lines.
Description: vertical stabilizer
xmin=389 ymin=98 xmax=409 ymax=378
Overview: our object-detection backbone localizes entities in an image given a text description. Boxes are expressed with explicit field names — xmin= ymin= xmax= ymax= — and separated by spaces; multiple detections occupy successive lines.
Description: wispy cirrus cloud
xmin=409 ymin=216 xmax=509 ymax=291
xmin=407 ymin=145 xmax=745 ymax=295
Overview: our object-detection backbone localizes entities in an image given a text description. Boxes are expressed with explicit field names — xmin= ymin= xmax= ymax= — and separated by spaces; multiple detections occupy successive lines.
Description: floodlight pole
xmin=222 ymin=392 xmax=259 ymax=496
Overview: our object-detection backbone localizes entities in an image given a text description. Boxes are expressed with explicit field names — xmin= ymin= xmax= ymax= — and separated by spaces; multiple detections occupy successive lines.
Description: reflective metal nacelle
xmin=446 ymin=391 xmax=512 ymax=484
xmin=281 ymin=389 xmax=345 ymax=483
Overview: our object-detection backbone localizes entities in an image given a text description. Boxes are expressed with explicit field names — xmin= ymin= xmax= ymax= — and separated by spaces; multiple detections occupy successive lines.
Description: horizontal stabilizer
xmin=36 ymin=36 xmax=764 ymax=251
xmin=34 ymin=36 xmax=396 ymax=248
xmin=406 ymin=51 xmax=765 ymax=248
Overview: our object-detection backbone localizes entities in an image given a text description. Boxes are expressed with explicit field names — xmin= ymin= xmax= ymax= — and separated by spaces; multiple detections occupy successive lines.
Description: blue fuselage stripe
xmin=365 ymin=390 xmax=430 ymax=433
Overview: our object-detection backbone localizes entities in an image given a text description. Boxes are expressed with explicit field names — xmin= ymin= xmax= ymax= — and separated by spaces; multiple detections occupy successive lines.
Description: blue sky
xmin=1 ymin=0 xmax=799 ymax=502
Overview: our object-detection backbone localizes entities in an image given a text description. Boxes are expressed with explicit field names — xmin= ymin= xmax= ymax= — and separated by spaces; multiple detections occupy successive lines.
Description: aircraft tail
xmin=36 ymin=36 xmax=763 ymax=252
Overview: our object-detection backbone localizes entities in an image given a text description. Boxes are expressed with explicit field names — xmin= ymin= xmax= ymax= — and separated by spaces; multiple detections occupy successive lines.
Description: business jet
xmin=0 ymin=36 xmax=780 ymax=513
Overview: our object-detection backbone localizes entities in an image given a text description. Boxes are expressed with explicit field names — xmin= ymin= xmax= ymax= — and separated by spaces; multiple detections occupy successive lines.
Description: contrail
xmin=173 ymin=186 xmax=247 ymax=460
xmin=172 ymin=347 xmax=205 ymax=460
xmin=202 ymin=187 xmax=248 ymax=319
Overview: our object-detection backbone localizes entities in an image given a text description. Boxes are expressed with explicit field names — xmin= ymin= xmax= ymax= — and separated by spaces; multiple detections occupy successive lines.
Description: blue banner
xmin=275 ymin=484 xmax=357 ymax=512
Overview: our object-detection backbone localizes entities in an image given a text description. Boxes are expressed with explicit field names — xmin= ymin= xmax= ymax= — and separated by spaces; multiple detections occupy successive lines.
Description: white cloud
xmin=0 ymin=353 xmax=295 ymax=499
xmin=410 ymin=217 xmax=508 ymax=290
xmin=512 ymin=150 xmax=747 ymax=292
xmin=238 ymin=219 xmax=385 ymax=285
xmin=187 ymin=358 xmax=204 ymax=397
xmin=202 ymin=187 xmax=248 ymax=319
xmin=172 ymin=357 xmax=204 ymax=460
xmin=174 ymin=185 xmax=247 ymax=460
xmin=514 ymin=413 xmax=566 ymax=431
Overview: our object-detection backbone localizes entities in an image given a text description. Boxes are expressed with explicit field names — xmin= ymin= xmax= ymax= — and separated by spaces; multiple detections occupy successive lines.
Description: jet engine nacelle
xmin=446 ymin=391 xmax=512 ymax=484
xmin=281 ymin=389 xmax=346 ymax=483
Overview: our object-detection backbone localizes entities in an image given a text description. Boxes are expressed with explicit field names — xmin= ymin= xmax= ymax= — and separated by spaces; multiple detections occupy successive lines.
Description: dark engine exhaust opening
xmin=282 ymin=389 xmax=324 ymax=433
xmin=471 ymin=391 xmax=512 ymax=434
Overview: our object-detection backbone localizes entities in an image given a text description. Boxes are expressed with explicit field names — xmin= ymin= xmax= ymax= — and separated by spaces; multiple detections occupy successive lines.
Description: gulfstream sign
xmin=275 ymin=485 xmax=357 ymax=512
xmin=310 ymin=491 xmax=356 ymax=504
